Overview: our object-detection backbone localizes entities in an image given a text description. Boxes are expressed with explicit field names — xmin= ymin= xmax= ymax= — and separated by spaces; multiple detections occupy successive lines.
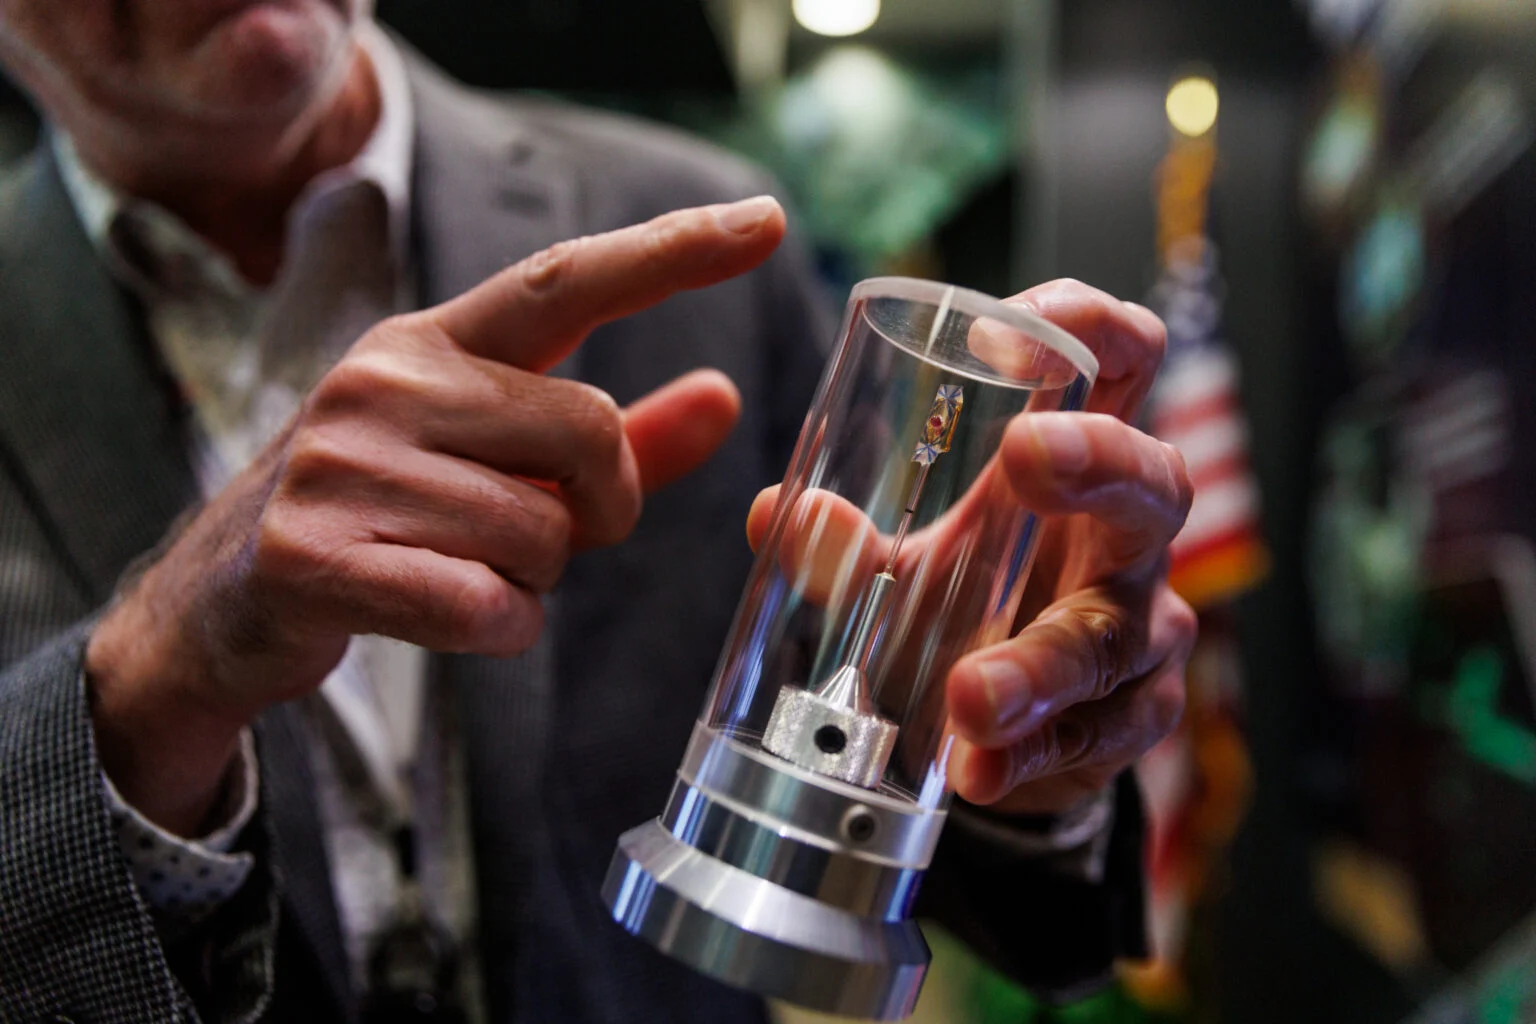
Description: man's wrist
xmin=86 ymin=601 xmax=251 ymax=837
xmin=103 ymin=729 xmax=260 ymax=928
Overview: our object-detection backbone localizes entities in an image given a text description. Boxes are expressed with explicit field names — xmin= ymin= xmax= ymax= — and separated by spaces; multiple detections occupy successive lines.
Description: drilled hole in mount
xmin=814 ymin=725 xmax=847 ymax=754
xmin=843 ymin=809 xmax=878 ymax=843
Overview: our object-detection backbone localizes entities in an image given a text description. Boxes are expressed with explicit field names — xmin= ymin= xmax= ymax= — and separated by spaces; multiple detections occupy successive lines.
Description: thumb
xmin=624 ymin=369 xmax=742 ymax=493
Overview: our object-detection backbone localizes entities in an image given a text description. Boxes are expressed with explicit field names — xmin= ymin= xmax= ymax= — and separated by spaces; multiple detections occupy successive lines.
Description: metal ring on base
xmin=603 ymin=820 xmax=930 ymax=1021
xmin=660 ymin=779 xmax=924 ymax=918
xmin=678 ymin=723 xmax=947 ymax=867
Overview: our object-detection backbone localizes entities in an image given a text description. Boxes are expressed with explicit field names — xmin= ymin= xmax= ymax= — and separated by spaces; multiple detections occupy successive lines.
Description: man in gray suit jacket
xmin=0 ymin=3 xmax=1196 ymax=1022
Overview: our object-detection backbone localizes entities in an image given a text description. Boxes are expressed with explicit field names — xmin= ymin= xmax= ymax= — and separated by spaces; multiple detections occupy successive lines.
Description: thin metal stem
xmin=848 ymin=462 xmax=937 ymax=676
xmin=883 ymin=462 xmax=930 ymax=575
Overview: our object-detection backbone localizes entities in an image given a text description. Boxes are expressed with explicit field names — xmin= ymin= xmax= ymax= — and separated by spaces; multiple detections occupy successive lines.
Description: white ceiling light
xmin=793 ymin=0 xmax=881 ymax=37
xmin=1167 ymin=75 xmax=1220 ymax=137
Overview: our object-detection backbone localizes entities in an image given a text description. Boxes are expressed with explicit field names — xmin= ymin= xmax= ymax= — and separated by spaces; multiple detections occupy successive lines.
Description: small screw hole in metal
xmin=843 ymin=807 xmax=878 ymax=843
xmin=814 ymin=725 xmax=847 ymax=754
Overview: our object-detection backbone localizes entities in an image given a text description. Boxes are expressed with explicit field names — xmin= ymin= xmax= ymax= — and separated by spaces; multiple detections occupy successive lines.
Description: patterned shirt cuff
xmin=949 ymin=787 xmax=1117 ymax=884
xmin=102 ymin=728 xmax=259 ymax=926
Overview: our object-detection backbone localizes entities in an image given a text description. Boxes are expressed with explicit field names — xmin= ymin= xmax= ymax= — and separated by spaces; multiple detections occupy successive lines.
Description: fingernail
xmin=976 ymin=658 xmax=1032 ymax=729
xmin=716 ymin=195 xmax=779 ymax=234
xmin=1030 ymin=417 xmax=1091 ymax=475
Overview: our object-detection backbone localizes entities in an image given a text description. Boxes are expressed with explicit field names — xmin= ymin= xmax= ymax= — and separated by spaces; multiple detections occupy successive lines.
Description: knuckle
xmin=1150 ymin=672 xmax=1187 ymax=740
xmin=460 ymin=574 xmax=542 ymax=656
xmin=361 ymin=312 xmax=433 ymax=354
xmin=1160 ymin=441 xmax=1195 ymax=520
xmin=1015 ymin=727 xmax=1062 ymax=780
xmin=308 ymin=361 xmax=374 ymax=412
xmin=591 ymin=490 xmax=644 ymax=549
xmin=519 ymin=237 xmax=581 ymax=294
xmin=644 ymin=209 xmax=709 ymax=259
xmin=568 ymin=383 xmax=626 ymax=462
xmin=443 ymin=569 xmax=513 ymax=650
xmin=1085 ymin=289 xmax=1122 ymax=337
xmin=538 ymin=500 xmax=574 ymax=557
xmin=1130 ymin=303 xmax=1169 ymax=363
xmin=484 ymin=362 xmax=537 ymax=407
xmin=522 ymin=499 xmax=573 ymax=589
xmin=310 ymin=350 xmax=420 ymax=415
xmin=1048 ymin=277 xmax=1090 ymax=300
xmin=1075 ymin=608 xmax=1131 ymax=700
xmin=503 ymin=598 xmax=545 ymax=654
xmin=1166 ymin=591 xmax=1199 ymax=650
xmin=250 ymin=504 xmax=327 ymax=584
xmin=1145 ymin=315 xmax=1169 ymax=364
xmin=281 ymin=428 xmax=363 ymax=491
xmin=616 ymin=484 xmax=644 ymax=537
xmin=1069 ymin=718 xmax=1105 ymax=764
xmin=1059 ymin=716 xmax=1098 ymax=765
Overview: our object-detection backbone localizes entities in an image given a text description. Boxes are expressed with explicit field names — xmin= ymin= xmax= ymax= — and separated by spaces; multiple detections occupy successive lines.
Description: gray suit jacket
xmin=0 ymin=51 xmax=1146 ymax=1024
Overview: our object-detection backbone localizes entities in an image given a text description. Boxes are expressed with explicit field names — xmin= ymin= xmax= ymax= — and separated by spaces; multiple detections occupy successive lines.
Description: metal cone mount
xmin=761 ymin=664 xmax=899 ymax=788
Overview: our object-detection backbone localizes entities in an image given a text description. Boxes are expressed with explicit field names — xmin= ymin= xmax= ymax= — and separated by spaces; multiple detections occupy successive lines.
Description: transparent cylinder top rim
xmin=850 ymin=276 xmax=1101 ymax=387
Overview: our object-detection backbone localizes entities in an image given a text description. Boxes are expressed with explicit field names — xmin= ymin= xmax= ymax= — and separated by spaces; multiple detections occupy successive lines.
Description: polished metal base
xmin=602 ymin=725 xmax=941 ymax=1020
xmin=603 ymin=821 xmax=930 ymax=1020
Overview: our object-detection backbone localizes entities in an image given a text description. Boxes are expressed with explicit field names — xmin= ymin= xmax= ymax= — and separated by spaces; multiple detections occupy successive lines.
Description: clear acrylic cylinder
xmin=603 ymin=277 xmax=1098 ymax=1020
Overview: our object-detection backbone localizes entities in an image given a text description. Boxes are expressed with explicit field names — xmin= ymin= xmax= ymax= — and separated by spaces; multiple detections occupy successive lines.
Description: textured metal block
xmin=762 ymin=686 xmax=898 ymax=788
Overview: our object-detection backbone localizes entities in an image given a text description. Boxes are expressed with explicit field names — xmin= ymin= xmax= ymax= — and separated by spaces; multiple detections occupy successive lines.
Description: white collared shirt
xmin=54 ymin=19 xmax=415 ymax=494
xmin=58 ymin=25 xmax=481 ymax=1014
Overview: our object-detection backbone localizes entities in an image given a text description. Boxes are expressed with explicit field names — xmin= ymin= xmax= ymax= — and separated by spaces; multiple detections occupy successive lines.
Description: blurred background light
xmin=1167 ymin=74 xmax=1221 ymax=136
xmin=792 ymin=0 xmax=881 ymax=37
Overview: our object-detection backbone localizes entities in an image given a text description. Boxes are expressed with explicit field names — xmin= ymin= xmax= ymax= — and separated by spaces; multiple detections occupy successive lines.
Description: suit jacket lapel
xmin=404 ymin=47 xmax=579 ymax=310
xmin=0 ymin=150 xmax=197 ymax=602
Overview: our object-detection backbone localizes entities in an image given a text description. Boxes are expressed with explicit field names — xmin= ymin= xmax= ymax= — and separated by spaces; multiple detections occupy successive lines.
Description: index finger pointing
xmin=432 ymin=196 xmax=786 ymax=371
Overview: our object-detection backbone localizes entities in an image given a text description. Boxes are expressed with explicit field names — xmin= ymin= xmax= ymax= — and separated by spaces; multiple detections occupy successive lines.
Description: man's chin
xmin=182 ymin=1 xmax=349 ymax=116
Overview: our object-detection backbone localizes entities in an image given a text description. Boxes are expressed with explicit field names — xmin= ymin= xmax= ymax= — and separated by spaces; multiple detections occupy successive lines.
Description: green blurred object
xmin=921 ymin=925 xmax=1184 ymax=1024
xmin=1419 ymin=645 xmax=1536 ymax=788
xmin=681 ymin=46 xmax=1009 ymax=267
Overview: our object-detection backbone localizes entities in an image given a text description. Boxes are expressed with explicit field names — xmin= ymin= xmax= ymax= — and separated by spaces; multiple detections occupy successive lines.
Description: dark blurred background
xmin=4 ymin=2 xmax=1533 ymax=1021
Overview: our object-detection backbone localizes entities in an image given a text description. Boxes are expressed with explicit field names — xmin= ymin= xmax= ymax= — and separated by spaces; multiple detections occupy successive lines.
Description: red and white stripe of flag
xmin=1151 ymin=346 xmax=1268 ymax=607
